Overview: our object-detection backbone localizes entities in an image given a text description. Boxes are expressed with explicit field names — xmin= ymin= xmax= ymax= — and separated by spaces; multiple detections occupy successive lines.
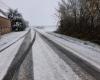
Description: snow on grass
xmin=49 ymin=32 xmax=100 ymax=53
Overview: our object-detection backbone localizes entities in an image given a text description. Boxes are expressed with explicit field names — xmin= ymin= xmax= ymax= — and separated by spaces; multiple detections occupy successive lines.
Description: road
xmin=0 ymin=29 xmax=100 ymax=80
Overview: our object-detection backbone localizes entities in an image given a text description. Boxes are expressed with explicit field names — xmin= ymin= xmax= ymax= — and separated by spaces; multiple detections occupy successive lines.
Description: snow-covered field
xmin=43 ymin=26 xmax=57 ymax=32
xmin=0 ymin=31 xmax=27 ymax=51
xmin=34 ymin=26 xmax=57 ymax=32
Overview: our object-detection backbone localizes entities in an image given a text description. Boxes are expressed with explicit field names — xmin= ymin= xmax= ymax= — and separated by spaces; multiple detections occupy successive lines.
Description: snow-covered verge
xmin=0 ymin=31 xmax=27 ymax=51
xmin=37 ymin=29 xmax=100 ymax=72
xmin=48 ymin=32 xmax=100 ymax=53
xmin=0 ymin=37 xmax=25 ymax=80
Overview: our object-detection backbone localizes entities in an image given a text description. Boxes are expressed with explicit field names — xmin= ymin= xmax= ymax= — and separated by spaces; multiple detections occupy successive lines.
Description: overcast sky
xmin=2 ymin=0 xmax=59 ymax=26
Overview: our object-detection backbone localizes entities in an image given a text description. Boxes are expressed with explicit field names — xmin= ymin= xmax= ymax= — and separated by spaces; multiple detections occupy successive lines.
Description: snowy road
xmin=0 ymin=30 xmax=35 ymax=80
xmin=0 ymin=35 xmax=25 ymax=80
xmin=0 ymin=29 xmax=100 ymax=80
xmin=34 ymin=29 xmax=100 ymax=80
xmin=32 ymin=33 xmax=81 ymax=80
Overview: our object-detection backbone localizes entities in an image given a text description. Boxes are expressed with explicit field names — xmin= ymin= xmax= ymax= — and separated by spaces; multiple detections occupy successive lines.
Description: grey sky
xmin=3 ymin=0 xmax=59 ymax=26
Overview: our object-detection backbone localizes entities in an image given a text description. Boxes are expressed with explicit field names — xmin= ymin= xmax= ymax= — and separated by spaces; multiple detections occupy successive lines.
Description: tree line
xmin=57 ymin=0 xmax=100 ymax=44
xmin=8 ymin=9 xmax=29 ymax=31
xmin=0 ymin=9 xmax=29 ymax=31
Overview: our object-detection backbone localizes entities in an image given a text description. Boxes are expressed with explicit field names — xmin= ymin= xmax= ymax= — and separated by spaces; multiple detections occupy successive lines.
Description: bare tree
xmin=57 ymin=0 xmax=100 ymax=44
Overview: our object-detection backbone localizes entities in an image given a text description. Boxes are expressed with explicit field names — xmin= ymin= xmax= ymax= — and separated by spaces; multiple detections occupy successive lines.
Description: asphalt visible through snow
xmin=1 ymin=29 xmax=99 ymax=80
xmin=37 ymin=32 xmax=96 ymax=80
xmin=12 ymin=31 xmax=34 ymax=80
xmin=2 ymin=30 xmax=35 ymax=80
